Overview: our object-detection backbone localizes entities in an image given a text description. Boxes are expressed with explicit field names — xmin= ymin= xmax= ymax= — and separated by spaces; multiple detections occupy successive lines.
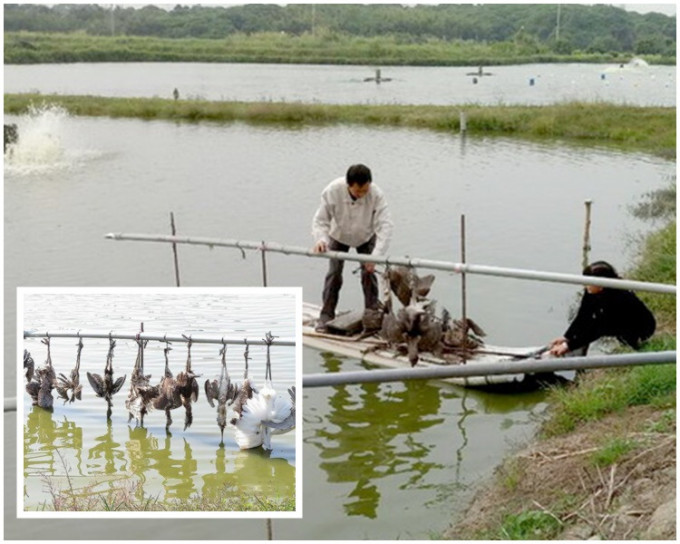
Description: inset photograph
xmin=18 ymin=287 xmax=301 ymax=518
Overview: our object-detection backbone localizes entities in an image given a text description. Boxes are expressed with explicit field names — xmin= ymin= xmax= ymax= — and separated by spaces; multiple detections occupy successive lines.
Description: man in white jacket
xmin=312 ymin=164 xmax=394 ymax=332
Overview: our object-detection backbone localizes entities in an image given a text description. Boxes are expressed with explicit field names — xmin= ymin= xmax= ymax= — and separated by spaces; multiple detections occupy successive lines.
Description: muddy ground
xmin=445 ymin=404 xmax=675 ymax=540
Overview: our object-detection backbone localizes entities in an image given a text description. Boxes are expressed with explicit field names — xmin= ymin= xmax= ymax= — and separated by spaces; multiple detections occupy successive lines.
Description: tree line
xmin=3 ymin=3 xmax=676 ymax=57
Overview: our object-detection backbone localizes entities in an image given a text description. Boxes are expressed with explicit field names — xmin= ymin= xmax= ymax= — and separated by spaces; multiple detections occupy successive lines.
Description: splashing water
xmin=4 ymin=104 xmax=100 ymax=175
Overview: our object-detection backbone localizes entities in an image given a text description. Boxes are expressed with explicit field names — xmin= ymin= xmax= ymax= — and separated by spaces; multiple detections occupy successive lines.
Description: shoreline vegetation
xmin=4 ymin=31 xmax=675 ymax=66
xmin=4 ymin=94 xmax=676 ymax=159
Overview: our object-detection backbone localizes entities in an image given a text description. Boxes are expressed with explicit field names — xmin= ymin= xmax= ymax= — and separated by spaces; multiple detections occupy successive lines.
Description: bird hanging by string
xmin=87 ymin=336 xmax=127 ymax=420
xmin=25 ymin=337 xmax=56 ymax=410
xmin=56 ymin=336 xmax=84 ymax=404
xmin=176 ymin=335 xmax=200 ymax=430
xmin=152 ymin=342 xmax=183 ymax=433
xmin=232 ymin=332 xmax=293 ymax=450
xmin=204 ymin=340 xmax=238 ymax=445
xmin=125 ymin=336 xmax=158 ymax=427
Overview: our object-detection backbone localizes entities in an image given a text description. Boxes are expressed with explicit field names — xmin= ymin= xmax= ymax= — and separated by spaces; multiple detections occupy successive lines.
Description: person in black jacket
xmin=549 ymin=261 xmax=656 ymax=356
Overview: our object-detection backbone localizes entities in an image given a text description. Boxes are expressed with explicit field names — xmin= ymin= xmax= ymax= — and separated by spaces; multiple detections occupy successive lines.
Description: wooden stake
xmin=261 ymin=241 xmax=268 ymax=287
xmin=460 ymin=214 xmax=468 ymax=361
xmin=170 ymin=212 xmax=181 ymax=287
xmin=582 ymin=200 xmax=592 ymax=270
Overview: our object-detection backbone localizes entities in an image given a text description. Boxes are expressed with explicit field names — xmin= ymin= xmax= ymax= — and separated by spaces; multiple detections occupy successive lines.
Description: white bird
xmin=205 ymin=341 xmax=238 ymax=445
xmin=231 ymin=332 xmax=294 ymax=450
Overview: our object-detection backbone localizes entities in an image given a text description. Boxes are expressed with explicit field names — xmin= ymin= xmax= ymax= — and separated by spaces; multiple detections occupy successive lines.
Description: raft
xmin=302 ymin=302 xmax=556 ymax=388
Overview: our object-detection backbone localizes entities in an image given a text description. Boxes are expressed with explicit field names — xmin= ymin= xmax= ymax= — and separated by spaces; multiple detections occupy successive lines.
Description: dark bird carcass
xmin=175 ymin=336 xmax=200 ymax=431
xmin=204 ymin=342 xmax=238 ymax=444
xmin=152 ymin=344 xmax=183 ymax=433
xmin=25 ymin=338 xmax=56 ymax=410
xmin=87 ymin=337 xmax=127 ymax=420
xmin=55 ymin=337 xmax=84 ymax=404
xmin=125 ymin=337 xmax=159 ymax=427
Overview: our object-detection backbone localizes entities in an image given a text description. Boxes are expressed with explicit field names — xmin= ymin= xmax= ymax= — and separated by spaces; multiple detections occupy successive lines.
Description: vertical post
xmin=170 ymin=212 xmax=181 ymax=287
xmin=261 ymin=241 xmax=268 ymax=287
xmin=460 ymin=214 xmax=468 ymax=362
xmin=582 ymin=200 xmax=592 ymax=270
xmin=266 ymin=519 xmax=273 ymax=540
xmin=459 ymin=111 xmax=467 ymax=134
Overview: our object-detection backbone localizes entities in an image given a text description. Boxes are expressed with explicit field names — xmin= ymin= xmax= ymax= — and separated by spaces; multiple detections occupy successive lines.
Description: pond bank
xmin=445 ymin=218 xmax=676 ymax=540
xmin=4 ymin=94 xmax=676 ymax=159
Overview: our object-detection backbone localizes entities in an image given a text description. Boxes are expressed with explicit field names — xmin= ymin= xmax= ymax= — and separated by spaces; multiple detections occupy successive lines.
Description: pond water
xmin=19 ymin=290 xmax=298 ymax=515
xmin=4 ymin=61 xmax=676 ymax=106
xmin=4 ymin=105 xmax=672 ymax=539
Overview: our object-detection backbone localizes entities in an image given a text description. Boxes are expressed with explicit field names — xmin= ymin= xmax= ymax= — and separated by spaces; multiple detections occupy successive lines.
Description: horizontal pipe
xmin=302 ymin=350 xmax=676 ymax=387
xmin=5 ymin=397 xmax=17 ymax=413
xmin=105 ymin=233 xmax=675 ymax=294
xmin=23 ymin=330 xmax=296 ymax=347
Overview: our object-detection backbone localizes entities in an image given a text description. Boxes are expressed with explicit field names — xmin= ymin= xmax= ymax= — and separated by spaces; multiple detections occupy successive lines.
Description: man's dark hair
xmin=346 ymin=164 xmax=372 ymax=186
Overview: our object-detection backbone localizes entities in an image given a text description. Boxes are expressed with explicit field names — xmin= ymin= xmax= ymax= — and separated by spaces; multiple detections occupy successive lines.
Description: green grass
xmin=590 ymin=437 xmax=637 ymax=467
xmin=5 ymin=94 xmax=676 ymax=158
xmin=498 ymin=509 xmax=563 ymax=540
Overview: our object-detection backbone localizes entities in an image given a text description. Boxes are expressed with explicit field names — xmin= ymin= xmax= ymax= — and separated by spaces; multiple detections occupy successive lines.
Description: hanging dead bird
xmin=397 ymin=299 xmax=445 ymax=366
xmin=152 ymin=344 xmax=183 ymax=433
xmin=26 ymin=337 xmax=56 ymax=410
xmin=175 ymin=335 xmax=200 ymax=431
xmin=23 ymin=349 xmax=35 ymax=383
xmin=87 ymin=337 xmax=127 ymax=420
xmin=385 ymin=266 xmax=435 ymax=307
xmin=441 ymin=309 xmax=486 ymax=350
xmin=56 ymin=337 xmax=84 ymax=404
xmin=125 ymin=337 xmax=158 ymax=427
xmin=229 ymin=339 xmax=261 ymax=445
xmin=205 ymin=341 xmax=238 ymax=445
xmin=232 ymin=332 xmax=292 ymax=450
xmin=380 ymin=288 xmax=407 ymax=348
xmin=262 ymin=385 xmax=296 ymax=435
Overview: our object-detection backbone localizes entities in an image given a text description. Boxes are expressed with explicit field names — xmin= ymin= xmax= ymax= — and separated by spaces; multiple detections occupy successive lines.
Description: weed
xmin=499 ymin=509 xmax=562 ymax=540
xmin=590 ymin=437 xmax=637 ymax=467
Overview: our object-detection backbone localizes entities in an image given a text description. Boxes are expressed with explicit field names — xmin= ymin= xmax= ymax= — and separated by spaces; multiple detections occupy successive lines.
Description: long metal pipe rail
xmin=303 ymin=350 xmax=676 ymax=387
xmin=23 ymin=330 xmax=296 ymax=347
xmin=105 ymin=233 xmax=676 ymax=294
xmin=7 ymin=351 xmax=676 ymax=410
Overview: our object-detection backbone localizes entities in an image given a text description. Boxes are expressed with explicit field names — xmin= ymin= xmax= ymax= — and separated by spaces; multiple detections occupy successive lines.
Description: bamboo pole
xmin=170 ymin=211 xmax=181 ymax=287
xmin=582 ymin=199 xmax=592 ymax=270
xmin=104 ymin=233 xmax=676 ymax=294
xmin=460 ymin=214 xmax=468 ymax=361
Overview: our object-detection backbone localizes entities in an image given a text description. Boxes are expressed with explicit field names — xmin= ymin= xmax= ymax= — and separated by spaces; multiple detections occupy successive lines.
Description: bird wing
xmin=111 ymin=374 xmax=127 ymax=395
xmin=87 ymin=372 xmax=105 ymax=397
xmin=204 ymin=379 xmax=217 ymax=407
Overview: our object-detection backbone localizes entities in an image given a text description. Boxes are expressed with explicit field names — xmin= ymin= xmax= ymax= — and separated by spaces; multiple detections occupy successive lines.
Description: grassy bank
xmin=7 ymin=30 xmax=673 ymax=66
xmin=447 ymin=217 xmax=676 ymax=540
xmin=5 ymin=94 xmax=676 ymax=159
xmin=36 ymin=473 xmax=295 ymax=512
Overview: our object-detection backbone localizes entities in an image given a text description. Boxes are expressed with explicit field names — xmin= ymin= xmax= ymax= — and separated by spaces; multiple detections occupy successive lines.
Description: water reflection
xmin=308 ymin=353 xmax=445 ymax=519
xmin=23 ymin=405 xmax=295 ymax=511
xmin=202 ymin=448 xmax=295 ymax=504
xmin=88 ymin=419 xmax=127 ymax=476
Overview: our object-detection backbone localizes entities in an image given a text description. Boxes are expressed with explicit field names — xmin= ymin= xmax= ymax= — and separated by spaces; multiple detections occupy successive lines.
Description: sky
xmin=618 ymin=3 xmax=676 ymax=16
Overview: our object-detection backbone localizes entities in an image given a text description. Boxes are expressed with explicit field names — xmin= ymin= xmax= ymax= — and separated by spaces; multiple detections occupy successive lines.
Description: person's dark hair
xmin=346 ymin=164 xmax=372 ymax=186
xmin=583 ymin=260 xmax=620 ymax=279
